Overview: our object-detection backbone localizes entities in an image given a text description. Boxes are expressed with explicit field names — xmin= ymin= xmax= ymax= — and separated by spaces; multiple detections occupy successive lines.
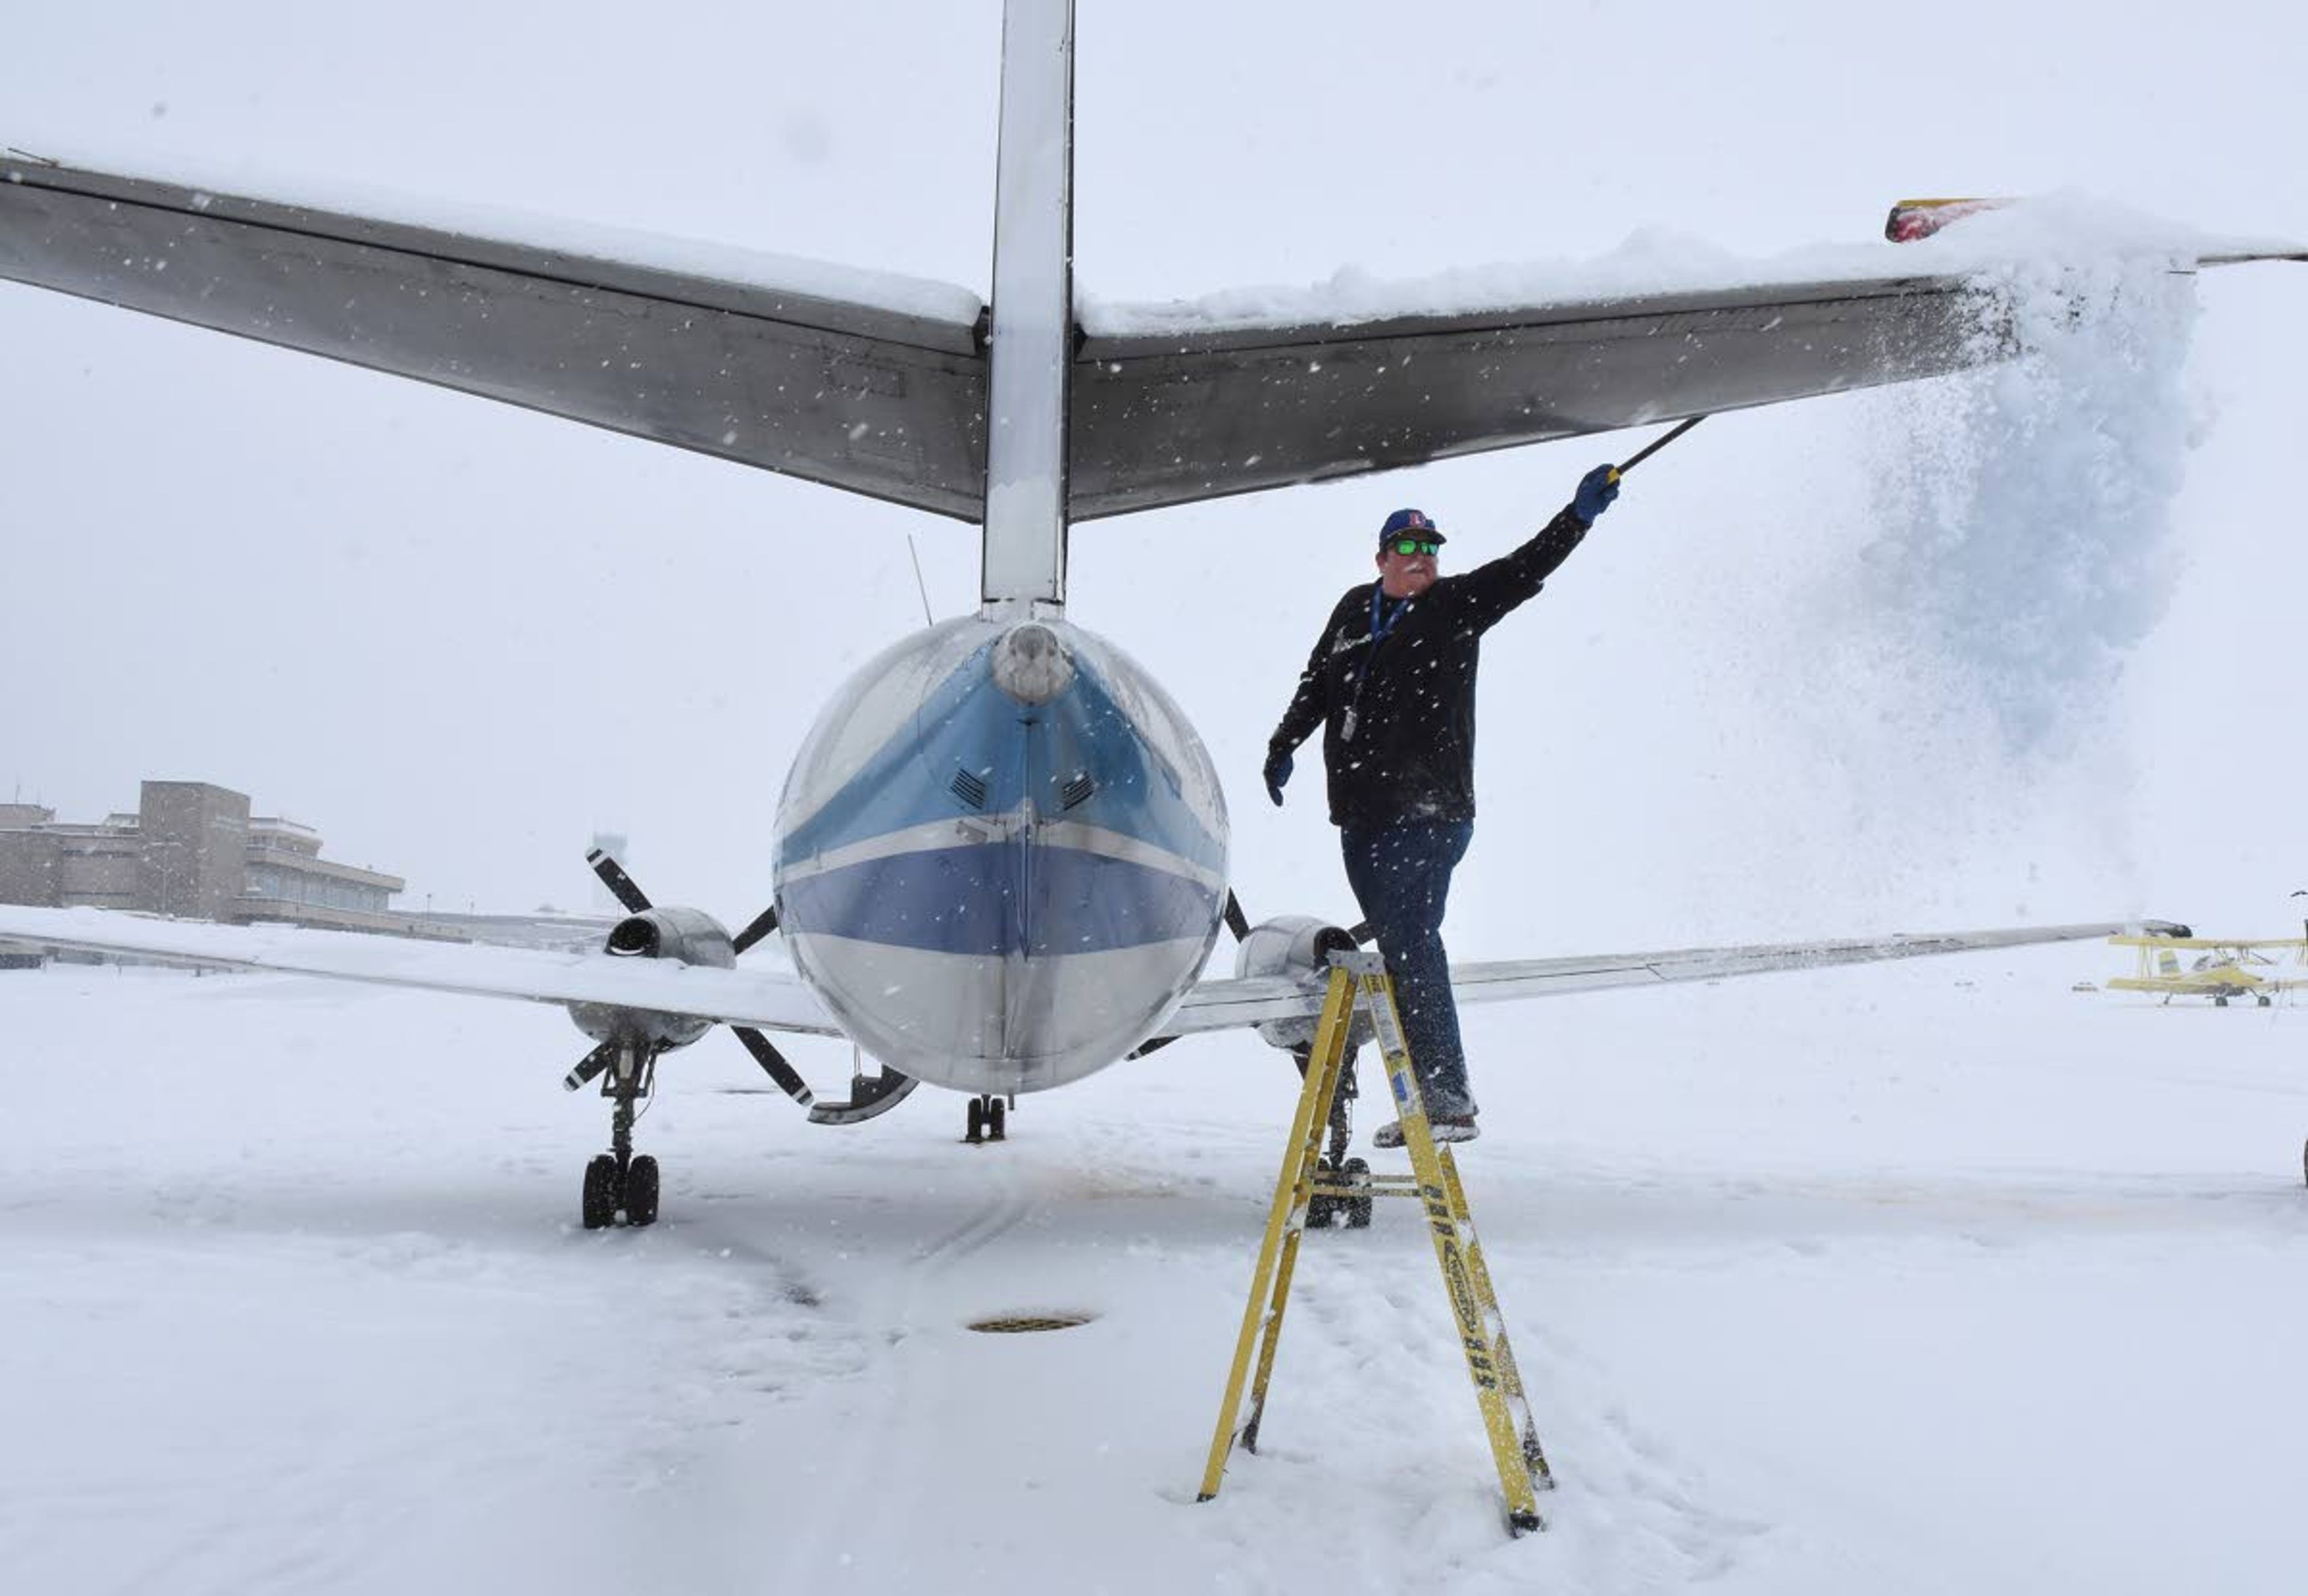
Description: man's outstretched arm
xmin=1452 ymin=464 xmax=1619 ymax=632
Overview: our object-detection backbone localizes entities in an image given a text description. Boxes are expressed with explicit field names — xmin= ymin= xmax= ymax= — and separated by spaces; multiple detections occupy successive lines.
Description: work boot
xmin=1371 ymin=1114 xmax=1479 ymax=1149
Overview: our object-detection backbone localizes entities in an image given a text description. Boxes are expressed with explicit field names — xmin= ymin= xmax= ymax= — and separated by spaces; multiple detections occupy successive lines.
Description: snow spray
xmin=1858 ymin=254 xmax=2201 ymax=754
xmin=1715 ymin=249 xmax=2207 ymax=920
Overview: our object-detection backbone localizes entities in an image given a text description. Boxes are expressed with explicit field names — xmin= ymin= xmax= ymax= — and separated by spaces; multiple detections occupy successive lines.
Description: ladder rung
xmin=1308 ymin=1175 xmax=1421 ymax=1195
xmin=1307 ymin=1183 xmax=1423 ymax=1200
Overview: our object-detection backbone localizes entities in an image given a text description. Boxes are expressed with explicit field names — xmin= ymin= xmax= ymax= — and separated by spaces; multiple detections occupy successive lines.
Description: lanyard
xmin=1369 ymin=585 xmax=1411 ymax=647
xmin=1344 ymin=586 xmax=1411 ymax=743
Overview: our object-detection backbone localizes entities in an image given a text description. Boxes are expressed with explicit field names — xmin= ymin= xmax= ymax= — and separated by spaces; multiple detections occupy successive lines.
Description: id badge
xmin=1340 ymin=707 xmax=1358 ymax=743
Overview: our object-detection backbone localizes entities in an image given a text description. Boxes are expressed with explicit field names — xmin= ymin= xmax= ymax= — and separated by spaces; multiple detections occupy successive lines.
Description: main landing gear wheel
xmin=1341 ymin=1157 xmax=1375 ymax=1229
xmin=576 ymin=1041 xmax=665 ymax=1229
xmin=624 ymin=1155 xmax=661 ymax=1226
xmin=1311 ymin=1171 xmax=1348 ymax=1236
xmin=1307 ymin=1157 xmax=1375 ymax=1230
xmin=1308 ymin=1163 xmax=1337 ymax=1230
xmin=965 ymin=1094 xmax=1010 ymax=1144
xmin=582 ymin=1155 xmax=620 ymax=1230
xmin=579 ymin=1152 xmax=664 ymax=1229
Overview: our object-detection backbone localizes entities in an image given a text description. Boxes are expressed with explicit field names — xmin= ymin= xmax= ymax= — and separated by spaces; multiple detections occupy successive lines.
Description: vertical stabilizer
xmin=980 ymin=0 xmax=1075 ymax=608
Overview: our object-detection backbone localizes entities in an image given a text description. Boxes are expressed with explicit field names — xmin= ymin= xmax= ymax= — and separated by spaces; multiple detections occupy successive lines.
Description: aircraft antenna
xmin=906 ymin=534 xmax=935 ymax=626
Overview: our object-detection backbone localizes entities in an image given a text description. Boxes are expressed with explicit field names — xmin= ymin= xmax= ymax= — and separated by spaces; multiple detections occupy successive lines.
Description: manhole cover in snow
xmin=965 ymin=1312 xmax=1095 ymax=1333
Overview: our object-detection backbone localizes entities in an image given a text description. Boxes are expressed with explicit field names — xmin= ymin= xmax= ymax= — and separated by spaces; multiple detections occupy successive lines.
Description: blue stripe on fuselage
xmin=780 ymin=840 xmax=1217 ymax=957
xmin=778 ymin=641 xmax=1223 ymax=878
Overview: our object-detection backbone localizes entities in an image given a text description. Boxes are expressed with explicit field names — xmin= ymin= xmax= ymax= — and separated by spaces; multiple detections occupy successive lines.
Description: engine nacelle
xmin=568 ymin=906 xmax=736 ymax=1052
xmin=1232 ymin=914 xmax=1369 ymax=1052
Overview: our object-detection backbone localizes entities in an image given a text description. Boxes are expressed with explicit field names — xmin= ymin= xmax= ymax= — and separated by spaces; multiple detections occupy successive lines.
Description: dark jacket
xmin=1269 ymin=505 xmax=1590 ymax=829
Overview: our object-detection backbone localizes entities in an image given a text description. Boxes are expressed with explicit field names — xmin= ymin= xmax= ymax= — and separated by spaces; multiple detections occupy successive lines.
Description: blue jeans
xmin=1339 ymin=820 xmax=1475 ymax=1118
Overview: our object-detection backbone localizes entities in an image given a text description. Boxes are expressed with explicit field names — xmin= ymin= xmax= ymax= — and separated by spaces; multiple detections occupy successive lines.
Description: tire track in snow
xmin=771 ymin=1148 xmax=1035 ymax=1582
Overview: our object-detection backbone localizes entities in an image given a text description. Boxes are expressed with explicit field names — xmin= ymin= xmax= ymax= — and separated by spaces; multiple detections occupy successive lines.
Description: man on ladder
xmin=1263 ymin=463 xmax=1626 ymax=1147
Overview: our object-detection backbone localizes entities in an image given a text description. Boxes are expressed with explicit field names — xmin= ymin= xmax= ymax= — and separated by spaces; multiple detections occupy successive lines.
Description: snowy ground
xmin=7 ymin=944 xmax=2305 ymax=1595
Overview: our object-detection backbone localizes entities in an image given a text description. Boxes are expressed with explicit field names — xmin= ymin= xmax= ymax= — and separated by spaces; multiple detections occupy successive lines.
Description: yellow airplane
xmin=2107 ymin=917 xmax=2308 ymax=1007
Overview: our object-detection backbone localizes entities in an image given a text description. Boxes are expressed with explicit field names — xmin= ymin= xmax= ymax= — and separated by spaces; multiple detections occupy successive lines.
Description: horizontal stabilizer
xmin=0 ymin=153 xmax=991 ymax=519
xmin=7 ymin=153 xmax=2301 ymax=527
xmin=1069 ymin=273 xmax=1997 ymax=519
xmin=1067 ymin=222 xmax=2303 ymax=520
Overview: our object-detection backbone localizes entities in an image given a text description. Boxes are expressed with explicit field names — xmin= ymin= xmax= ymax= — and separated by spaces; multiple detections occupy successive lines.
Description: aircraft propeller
xmin=731 ymin=903 xmax=782 ymax=956
xmin=1223 ymin=891 xmax=1250 ymax=942
xmin=580 ymin=848 xmax=916 ymax=1124
xmin=562 ymin=1039 xmax=620 ymax=1092
xmin=588 ymin=849 xmax=651 ymax=917
xmin=1225 ymin=888 xmax=1373 ymax=950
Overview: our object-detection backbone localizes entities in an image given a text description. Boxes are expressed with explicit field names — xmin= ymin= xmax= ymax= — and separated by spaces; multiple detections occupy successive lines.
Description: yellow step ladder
xmin=1195 ymin=949 xmax=1554 ymax=1535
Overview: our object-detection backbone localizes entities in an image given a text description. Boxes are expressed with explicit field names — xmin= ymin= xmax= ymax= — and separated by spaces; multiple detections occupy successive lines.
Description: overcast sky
xmin=3 ymin=0 xmax=2303 ymax=952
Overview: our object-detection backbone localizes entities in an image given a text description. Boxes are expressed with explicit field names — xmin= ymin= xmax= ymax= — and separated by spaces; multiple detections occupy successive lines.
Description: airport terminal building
xmin=0 ymin=780 xmax=426 ymax=935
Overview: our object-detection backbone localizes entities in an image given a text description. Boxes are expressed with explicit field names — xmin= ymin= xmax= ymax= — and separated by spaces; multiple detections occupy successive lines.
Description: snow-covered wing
xmin=0 ymin=906 xmax=843 ymax=1037
xmin=0 ymin=154 xmax=989 ymax=519
xmin=1066 ymin=255 xmax=2298 ymax=520
xmin=1156 ymin=921 xmax=2180 ymax=1038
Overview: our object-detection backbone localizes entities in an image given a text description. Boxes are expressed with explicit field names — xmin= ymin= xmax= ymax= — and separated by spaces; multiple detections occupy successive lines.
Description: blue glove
xmin=1573 ymin=463 xmax=1620 ymax=524
xmin=1263 ymin=748 xmax=1293 ymax=807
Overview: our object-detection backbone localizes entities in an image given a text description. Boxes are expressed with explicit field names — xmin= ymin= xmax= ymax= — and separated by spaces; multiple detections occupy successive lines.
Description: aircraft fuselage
xmin=772 ymin=611 xmax=1229 ymax=1092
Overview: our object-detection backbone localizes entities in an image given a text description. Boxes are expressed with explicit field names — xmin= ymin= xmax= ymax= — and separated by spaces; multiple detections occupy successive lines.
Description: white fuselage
xmin=771 ymin=612 xmax=1229 ymax=1094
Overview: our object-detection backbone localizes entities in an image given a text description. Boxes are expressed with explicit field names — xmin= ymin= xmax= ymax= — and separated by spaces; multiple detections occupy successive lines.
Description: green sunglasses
xmin=1386 ymin=537 xmax=1442 ymax=556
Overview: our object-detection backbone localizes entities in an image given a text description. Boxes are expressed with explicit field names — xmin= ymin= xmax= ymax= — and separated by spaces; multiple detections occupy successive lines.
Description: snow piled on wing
xmin=8 ymin=139 xmax=986 ymax=327
xmin=1079 ymin=191 xmax=2288 ymax=334
xmin=1858 ymin=254 xmax=2202 ymax=749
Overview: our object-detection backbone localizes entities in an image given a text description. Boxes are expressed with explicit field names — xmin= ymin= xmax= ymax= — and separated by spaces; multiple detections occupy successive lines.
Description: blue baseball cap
xmin=1378 ymin=508 xmax=1446 ymax=548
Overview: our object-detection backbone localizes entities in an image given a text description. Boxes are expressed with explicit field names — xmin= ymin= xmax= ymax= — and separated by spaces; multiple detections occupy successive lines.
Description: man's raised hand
xmin=1573 ymin=463 xmax=1620 ymax=525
